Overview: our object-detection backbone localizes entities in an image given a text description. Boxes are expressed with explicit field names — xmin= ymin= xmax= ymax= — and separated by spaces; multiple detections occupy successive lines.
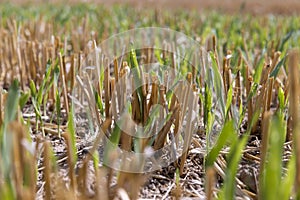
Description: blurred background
xmin=1 ymin=0 xmax=300 ymax=15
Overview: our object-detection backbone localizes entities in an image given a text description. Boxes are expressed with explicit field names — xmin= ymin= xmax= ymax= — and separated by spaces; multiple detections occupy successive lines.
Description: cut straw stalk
xmin=235 ymin=69 xmax=241 ymax=107
xmin=260 ymin=63 xmax=272 ymax=86
xmin=153 ymin=105 xmax=179 ymax=150
xmin=104 ymin=63 xmax=110 ymax=118
xmin=234 ymin=52 xmax=243 ymax=107
xmin=119 ymin=66 xmax=128 ymax=110
xmin=110 ymin=78 xmax=118 ymax=120
xmin=43 ymin=141 xmax=52 ymax=200
xmin=288 ymin=49 xmax=300 ymax=194
xmin=226 ymin=50 xmax=232 ymax=79
xmin=180 ymin=85 xmax=198 ymax=175
xmin=11 ymin=122 xmax=24 ymax=199
xmin=59 ymin=53 xmax=70 ymax=115
xmin=114 ymin=57 xmax=123 ymax=116
xmin=270 ymin=51 xmax=281 ymax=73
xmin=206 ymin=167 xmax=216 ymax=200
xmin=132 ymin=79 xmax=141 ymax=122
xmin=222 ymin=57 xmax=228 ymax=95
xmin=159 ymin=85 xmax=166 ymax=120
xmin=62 ymin=133 xmax=77 ymax=192
xmin=265 ymin=77 xmax=274 ymax=112
xmin=245 ymin=65 xmax=253 ymax=130
xmin=148 ymin=75 xmax=158 ymax=112
xmin=112 ymin=75 xmax=140 ymax=152
xmin=212 ymin=35 xmax=221 ymax=71
xmin=143 ymin=73 xmax=149 ymax=124
xmin=117 ymin=172 xmax=146 ymax=200
xmin=252 ymin=81 xmax=267 ymax=134
xmin=70 ymin=54 xmax=76 ymax=94
xmin=259 ymin=111 xmax=271 ymax=199
xmin=17 ymin=46 xmax=25 ymax=90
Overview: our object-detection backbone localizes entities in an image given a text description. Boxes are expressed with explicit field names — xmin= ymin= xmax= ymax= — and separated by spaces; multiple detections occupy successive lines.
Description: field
xmin=0 ymin=1 xmax=300 ymax=199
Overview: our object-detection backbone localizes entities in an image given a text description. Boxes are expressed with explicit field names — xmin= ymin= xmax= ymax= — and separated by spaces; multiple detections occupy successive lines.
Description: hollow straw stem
xmin=148 ymin=76 xmax=158 ymax=112
xmin=245 ymin=66 xmax=253 ymax=130
xmin=266 ymin=77 xmax=274 ymax=112
xmin=43 ymin=141 xmax=52 ymax=200
xmin=222 ymin=57 xmax=228 ymax=95
xmin=59 ymin=53 xmax=70 ymax=115
xmin=270 ymin=51 xmax=281 ymax=73
xmin=11 ymin=122 xmax=23 ymax=199
xmin=104 ymin=62 xmax=110 ymax=118
xmin=62 ymin=133 xmax=77 ymax=193
xmin=259 ymin=111 xmax=271 ymax=199
xmin=206 ymin=167 xmax=216 ymax=200
xmin=153 ymin=105 xmax=179 ymax=150
xmin=235 ymin=69 xmax=241 ymax=107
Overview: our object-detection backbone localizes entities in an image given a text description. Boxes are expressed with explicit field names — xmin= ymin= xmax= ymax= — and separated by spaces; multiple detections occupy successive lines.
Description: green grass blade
xmin=279 ymin=153 xmax=295 ymax=200
xmin=278 ymin=86 xmax=285 ymax=111
xmin=205 ymin=121 xmax=235 ymax=167
xmin=67 ymin=105 xmax=77 ymax=163
xmin=94 ymin=90 xmax=104 ymax=115
xmin=130 ymin=47 xmax=144 ymax=121
xmin=103 ymin=119 xmax=122 ymax=166
xmin=219 ymin=133 xmax=248 ymax=199
xmin=1 ymin=80 xmax=20 ymax=185
xmin=278 ymin=31 xmax=293 ymax=51
xmin=3 ymin=80 xmax=19 ymax=123
xmin=29 ymin=80 xmax=36 ymax=98
xmin=19 ymin=91 xmax=30 ymax=110
xmin=225 ymin=84 xmax=233 ymax=119
xmin=270 ymin=55 xmax=287 ymax=78
xmin=209 ymin=51 xmax=225 ymax=118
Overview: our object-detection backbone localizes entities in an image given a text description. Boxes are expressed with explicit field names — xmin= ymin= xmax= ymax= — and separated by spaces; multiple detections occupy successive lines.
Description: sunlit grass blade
xmin=270 ymin=55 xmax=287 ymax=78
xmin=0 ymin=79 xmax=19 ymax=183
xmin=218 ymin=132 xmax=248 ymax=199
xmin=225 ymin=84 xmax=233 ymax=120
xmin=205 ymin=121 xmax=235 ymax=168
xmin=209 ymin=51 xmax=225 ymax=118
xmin=279 ymin=153 xmax=296 ymax=200
xmin=67 ymin=105 xmax=77 ymax=163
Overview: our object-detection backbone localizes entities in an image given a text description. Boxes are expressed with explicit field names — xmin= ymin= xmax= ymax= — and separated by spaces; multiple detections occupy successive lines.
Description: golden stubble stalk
xmin=252 ymin=62 xmax=273 ymax=134
xmin=245 ymin=65 xmax=253 ymax=130
xmin=288 ymin=49 xmax=300 ymax=194
xmin=10 ymin=122 xmax=36 ymax=200
xmin=179 ymin=83 xmax=198 ymax=175
xmin=43 ymin=141 xmax=52 ymax=200
xmin=259 ymin=111 xmax=271 ymax=199
xmin=205 ymin=167 xmax=216 ymax=200
xmin=118 ymin=65 xmax=132 ymax=151
xmin=104 ymin=59 xmax=111 ymax=119
xmin=265 ymin=77 xmax=274 ymax=113
xmin=117 ymin=171 xmax=146 ymax=200
xmin=62 ymin=133 xmax=77 ymax=194
xmin=234 ymin=52 xmax=242 ymax=107
xmin=59 ymin=52 xmax=70 ymax=115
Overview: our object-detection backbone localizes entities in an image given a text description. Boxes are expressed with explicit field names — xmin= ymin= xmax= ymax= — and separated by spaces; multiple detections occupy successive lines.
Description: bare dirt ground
xmin=2 ymin=0 xmax=300 ymax=15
